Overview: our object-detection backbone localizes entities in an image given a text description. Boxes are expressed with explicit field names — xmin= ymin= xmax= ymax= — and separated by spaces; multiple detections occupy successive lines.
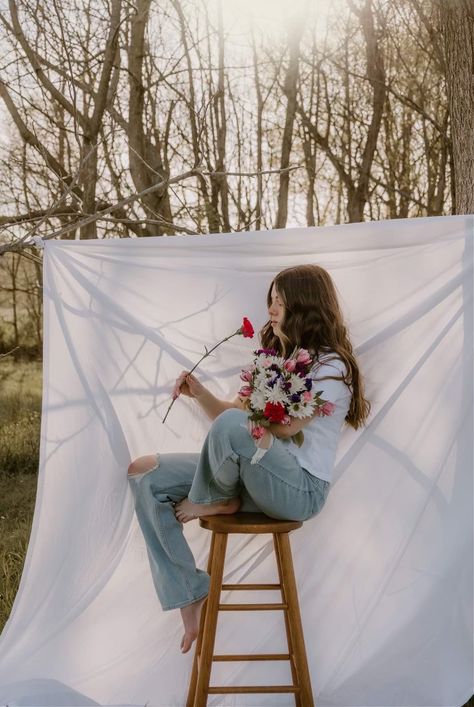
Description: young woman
xmin=127 ymin=264 xmax=371 ymax=654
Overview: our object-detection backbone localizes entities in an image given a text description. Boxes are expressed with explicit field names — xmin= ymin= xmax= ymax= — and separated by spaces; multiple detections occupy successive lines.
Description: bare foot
xmin=180 ymin=595 xmax=208 ymax=653
xmin=174 ymin=496 xmax=241 ymax=523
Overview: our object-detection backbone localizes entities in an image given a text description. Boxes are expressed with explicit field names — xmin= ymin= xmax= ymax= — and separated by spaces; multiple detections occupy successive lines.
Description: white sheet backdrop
xmin=0 ymin=215 xmax=472 ymax=707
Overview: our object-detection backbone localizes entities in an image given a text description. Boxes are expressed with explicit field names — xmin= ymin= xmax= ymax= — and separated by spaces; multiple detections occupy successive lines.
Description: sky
xmin=223 ymin=0 xmax=344 ymax=46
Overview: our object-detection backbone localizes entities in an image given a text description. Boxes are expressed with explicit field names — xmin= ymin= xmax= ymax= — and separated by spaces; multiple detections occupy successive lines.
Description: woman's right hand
xmin=173 ymin=371 xmax=206 ymax=400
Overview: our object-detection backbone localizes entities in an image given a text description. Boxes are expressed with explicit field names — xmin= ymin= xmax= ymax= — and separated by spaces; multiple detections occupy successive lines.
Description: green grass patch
xmin=0 ymin=359 xmax=41 ymax=632
xmin=0 ymin=472 xmax=37 ymax=631
xmin=0 ymin=359 xmax=42 ymax=475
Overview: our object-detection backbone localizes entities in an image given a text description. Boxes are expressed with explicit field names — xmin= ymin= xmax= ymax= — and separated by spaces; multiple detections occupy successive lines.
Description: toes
xmin=175 ymin=511 xmax=191 ymax=523
xmin=175 ymin=504 xmax=185 ymax=516
xmin=181 ymin=634 xmax=192 ymax=653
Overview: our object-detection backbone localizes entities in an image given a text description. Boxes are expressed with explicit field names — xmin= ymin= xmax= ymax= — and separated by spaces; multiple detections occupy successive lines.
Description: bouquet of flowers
xmin=238 ymin=346 xmax=336 ymax=463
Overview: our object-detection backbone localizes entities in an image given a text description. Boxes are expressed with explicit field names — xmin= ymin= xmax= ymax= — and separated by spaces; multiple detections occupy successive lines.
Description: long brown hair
xmin=260 ymin=264 xmax=371 ymax=430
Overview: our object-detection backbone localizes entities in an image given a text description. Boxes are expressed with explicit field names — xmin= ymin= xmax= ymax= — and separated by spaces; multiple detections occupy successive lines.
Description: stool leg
xmin=186 ymin=532 xmax=216 ymax=707
xmin=193 ymin=531 xmax=228 ymax=707
xmin=273 ymin=533 xmax=302 ymax=707
xmin=275 ymin=532 xmax=315 ymax=707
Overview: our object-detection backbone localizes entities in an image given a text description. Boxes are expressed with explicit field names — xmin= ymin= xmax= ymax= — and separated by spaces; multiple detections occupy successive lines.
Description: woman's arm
xmin=174 ymin=371 xmax=245 ymax=421
xmin=194 ymin=389 xmax=243 ymax=421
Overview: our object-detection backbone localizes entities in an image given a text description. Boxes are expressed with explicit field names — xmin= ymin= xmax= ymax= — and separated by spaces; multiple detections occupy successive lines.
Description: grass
xmin=0 ymin=358 xmax=42 ymax=632
xmin=0 ymin=472 xmax=37 ymax=631
xmin=0 ymin=359 xmax=42 ymax=475
xmin=0 ymin=360 xmax=473 ymax=707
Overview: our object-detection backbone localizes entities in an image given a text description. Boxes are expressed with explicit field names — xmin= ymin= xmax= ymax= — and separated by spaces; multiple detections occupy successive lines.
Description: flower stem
xmin=161 ymin=328 xmax=242 ymax=424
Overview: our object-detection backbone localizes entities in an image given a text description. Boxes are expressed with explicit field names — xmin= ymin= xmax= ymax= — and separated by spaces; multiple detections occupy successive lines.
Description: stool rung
xmin=218 ymin=602 xmax=287 ymax=610
xmin=221 ymin=583 xmax=281 ymax=590
xmin=208 ymin=685 xmax=299 ymax=694
xmin=213 ymin=653 xmax=290 ymax=661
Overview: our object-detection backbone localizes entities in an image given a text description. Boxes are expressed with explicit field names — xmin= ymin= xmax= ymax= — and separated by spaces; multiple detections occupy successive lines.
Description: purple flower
xmin=255 ymin=348 xmax=277 ymax=356
xmin=291 ymin=393 xmax=301 ymax=403
xmin=304 ymin=378 xmax=313 ymax=391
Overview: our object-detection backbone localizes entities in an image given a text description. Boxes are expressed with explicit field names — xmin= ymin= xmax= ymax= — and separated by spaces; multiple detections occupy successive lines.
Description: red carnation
xmin=263 ymin=401 xmax=287 ymax=423
xmin=240 ymin=317 xmax=254 ymax=338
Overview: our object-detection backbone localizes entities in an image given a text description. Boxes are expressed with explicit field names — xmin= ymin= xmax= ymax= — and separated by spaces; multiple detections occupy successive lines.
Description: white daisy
xmin=265 ymin=385 xmax=288 ymax=404
xmin=253 ymin=370 xmax=271 ymax=389
xmin=289 ymin=373 xmax=307 ymax=394
xmin=271 ymin=355 xmax=286 ymax=368
xmin=250 ymin=388 xmax=266 ymax=410
xmin=288 ymin=401 xmax=313 ymax=419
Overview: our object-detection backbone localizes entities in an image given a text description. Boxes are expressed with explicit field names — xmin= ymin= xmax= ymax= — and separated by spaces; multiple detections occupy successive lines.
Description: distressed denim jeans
xmin=128 ymin=408 xmax=330 ymax=611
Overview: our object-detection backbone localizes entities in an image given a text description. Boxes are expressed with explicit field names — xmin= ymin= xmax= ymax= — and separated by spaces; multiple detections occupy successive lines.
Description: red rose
xmin=241 ymin=317 xmax=254 ymax=338
xmin=263 ymin=401 xmax=287 ymax=423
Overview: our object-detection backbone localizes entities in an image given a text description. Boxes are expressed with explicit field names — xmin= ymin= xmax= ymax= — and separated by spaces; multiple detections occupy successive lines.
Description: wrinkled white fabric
xmin=0 ymin=215 xmax=472 ymax=707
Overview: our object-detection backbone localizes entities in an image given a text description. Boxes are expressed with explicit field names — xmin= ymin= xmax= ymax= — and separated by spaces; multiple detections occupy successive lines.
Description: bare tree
xmin=275 ymin=15 xmax=304 ymax=228
xmin=438 ymin=0 xmax=474 ymax=214
xmin=0 ymin=0 xmax=454 ymax=254
xmin=1 ymin=0 xmax=123 ymax=239
xmin=128 ymin=0 xmax=174 ymax=235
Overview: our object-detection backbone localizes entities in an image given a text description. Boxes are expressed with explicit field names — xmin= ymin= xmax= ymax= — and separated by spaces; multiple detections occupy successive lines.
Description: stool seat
xmin=199 ymin=511 xmax=302 ymax=534
xmin=187 ymin=510 xmax=314 ymax=707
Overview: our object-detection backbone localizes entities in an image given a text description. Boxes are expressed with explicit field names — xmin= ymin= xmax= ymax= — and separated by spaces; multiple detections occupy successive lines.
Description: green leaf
xmin=291 ymin=431 xmax=305 ymax=448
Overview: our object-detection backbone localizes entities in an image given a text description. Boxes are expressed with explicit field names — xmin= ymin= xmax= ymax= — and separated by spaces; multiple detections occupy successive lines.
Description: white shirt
xmin=281 ymin=351 xmax=352 ymax=483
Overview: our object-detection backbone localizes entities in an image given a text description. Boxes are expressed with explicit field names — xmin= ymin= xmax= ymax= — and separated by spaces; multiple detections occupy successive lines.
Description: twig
xmin=0 ymin=346 xmax=20 ymax=360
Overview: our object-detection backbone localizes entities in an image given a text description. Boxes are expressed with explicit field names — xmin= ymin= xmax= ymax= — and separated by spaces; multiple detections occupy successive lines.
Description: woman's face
xmin=268 ymin=283 xmax=286 ymax=335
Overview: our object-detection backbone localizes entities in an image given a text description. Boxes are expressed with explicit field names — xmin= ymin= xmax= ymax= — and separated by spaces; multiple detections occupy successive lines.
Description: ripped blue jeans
xmin=128 ymin=408 xmax=330 ymax=611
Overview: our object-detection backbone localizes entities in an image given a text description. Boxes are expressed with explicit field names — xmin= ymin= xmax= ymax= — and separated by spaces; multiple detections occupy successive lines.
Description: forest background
xmin=0 ymin=3 xmax=472 ymax=703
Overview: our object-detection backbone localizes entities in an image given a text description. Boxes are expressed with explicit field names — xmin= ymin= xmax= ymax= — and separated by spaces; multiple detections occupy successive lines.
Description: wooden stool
xmin=186 ymin=512 xmax=314 ymax=707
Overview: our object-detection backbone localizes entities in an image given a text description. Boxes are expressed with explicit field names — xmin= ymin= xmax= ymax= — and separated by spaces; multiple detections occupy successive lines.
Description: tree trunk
xmin=215 ymin=1 xmax=230 ymax=232
xmin=275 ymin=17 xmax=304 ymax=229
xmin=439 ymin=0 xmax=474 ymax=214
xmin=251 ymin=30 xmax=264 ymax=230
xmin=80 ymin=136 xmax=98 ymax=239
xmin=128 ymin=0 xmax=173 ymax=235
xmin=347 ymin=0 xmax=386 ymax=222
xmin=172 ymin=0 xmax=219 ymax=232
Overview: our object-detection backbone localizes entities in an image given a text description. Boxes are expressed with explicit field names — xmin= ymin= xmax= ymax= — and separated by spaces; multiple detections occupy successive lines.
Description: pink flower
xmin=238 ymin=385 xmax=253 ymax=397
xmin=284 ymin=359 xmax=297 ymax=372
xmin=296 ymin=349 xmax=312 ymax=365
xmin=261 ymin=358 xmax=272 ymax=368
xmin=319 ymin=401 xmax=336 ymax=416
xmin=251 ymin=425 xmax=265 ymax=440
xmin=240 ymin=369 xmax=253 ymax=382
xmin=303 ymin=391 xmax=312 ymax=402
xmin=281 ymin=414 xmax=292 ymax=425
